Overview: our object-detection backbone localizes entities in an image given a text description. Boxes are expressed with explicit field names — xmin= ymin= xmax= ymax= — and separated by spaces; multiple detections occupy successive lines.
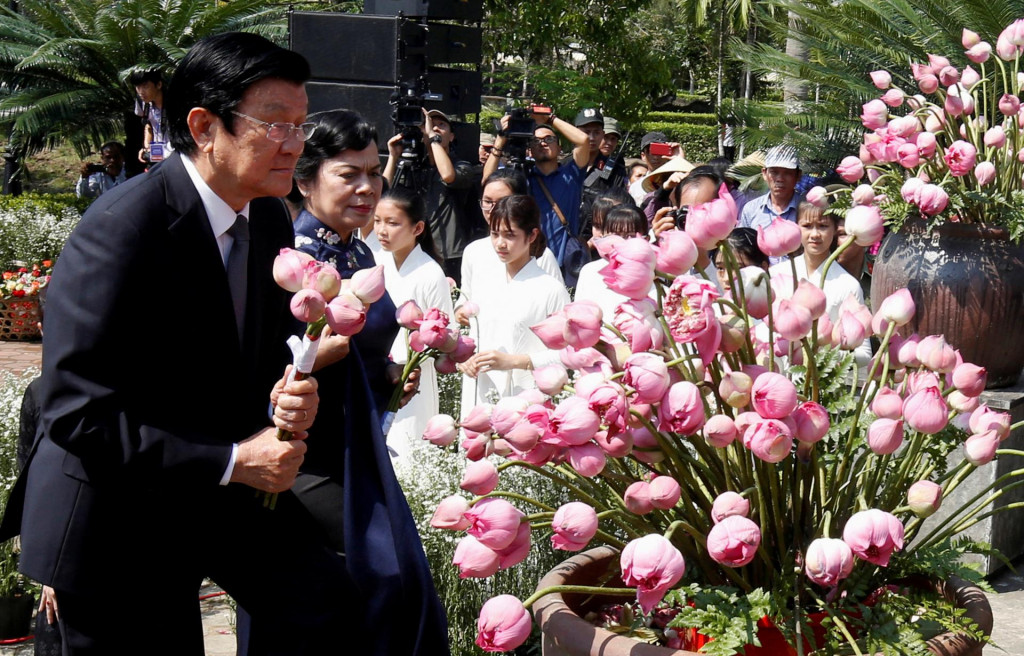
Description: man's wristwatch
xmin=429 ymin=135 xmax=444 ymax=145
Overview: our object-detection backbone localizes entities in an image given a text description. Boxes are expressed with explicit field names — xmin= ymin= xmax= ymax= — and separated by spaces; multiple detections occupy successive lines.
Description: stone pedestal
xmin=919 ymin=374 xmax=1024 ymax=574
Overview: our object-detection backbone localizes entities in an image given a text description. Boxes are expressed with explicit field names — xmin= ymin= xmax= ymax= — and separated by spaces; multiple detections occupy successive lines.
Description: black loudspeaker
xmin=422 ymin=23 xmax=482 ymax=64
xmin=451 ymin=121 xmax=480 ymax=165
xmin=290 ymin=12 xmax=425 ymax=83
xmin=306 ymin=81 xmax=397 ymax=141
xmin=364 ymin=0 xmax=483 ymax=21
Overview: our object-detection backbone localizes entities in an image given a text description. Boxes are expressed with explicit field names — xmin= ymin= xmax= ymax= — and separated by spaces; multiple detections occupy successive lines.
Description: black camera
xmin=86 ymin=163 xmax=106 ymax=174
xmin=667 ymin=206 xmax=689 ymax=229
xmin=390 ymin=77 xmax=443 ymax=190
xmin=494 ymin=106 xmax=539 ymax=172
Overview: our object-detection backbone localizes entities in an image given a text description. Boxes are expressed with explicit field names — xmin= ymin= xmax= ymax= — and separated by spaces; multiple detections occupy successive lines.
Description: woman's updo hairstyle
xmin=294 ymin=109 xmax=378 ymax=182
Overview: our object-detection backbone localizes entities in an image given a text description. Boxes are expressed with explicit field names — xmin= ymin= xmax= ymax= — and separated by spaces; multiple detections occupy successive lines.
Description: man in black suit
xmin=0 ymin=33 xmax=349 ymax=655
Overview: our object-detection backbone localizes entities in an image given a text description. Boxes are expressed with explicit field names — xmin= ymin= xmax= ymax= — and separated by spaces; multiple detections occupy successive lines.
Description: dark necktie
xmin=226 ymin=215 xmax=249 ymax=344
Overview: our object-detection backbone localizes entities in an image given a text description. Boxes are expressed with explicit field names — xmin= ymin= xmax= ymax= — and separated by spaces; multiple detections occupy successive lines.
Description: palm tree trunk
xmin=783 ymin=10 xmax=808 ymax=114
xmin=716 ymin=0 xmax=726 ymax=156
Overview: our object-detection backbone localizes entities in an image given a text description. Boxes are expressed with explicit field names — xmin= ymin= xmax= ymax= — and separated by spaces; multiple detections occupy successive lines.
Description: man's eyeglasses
xmin=531 ymin=136 xmax=558 ymax=146
xmin=480 ymin=198 xmax=497 ymax=210
xmin=231 ymin=111 xmax=317 ymax=143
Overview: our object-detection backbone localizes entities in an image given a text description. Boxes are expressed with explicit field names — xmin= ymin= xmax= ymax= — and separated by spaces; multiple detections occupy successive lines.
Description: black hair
xmin=294 ymin=109 xmax=378 ymax=183
xmin=482 ymin=169 xmax=528 ymax=196
xmin=489 ymin=195 xmax=547 ymax=258
xmin=603 ymin=206 xmax=647 ymax=238
xmin=100 ymin=141 xmax=124 ymax=156
xmin=166 ymin=32 xmax=311 ymax=156
xmin=589 ymin=187 xmax=633 ymax=232
xmin=707 ymin=157 xmax=739 ymax=191
xmin=673 ymin=165 xmax=725 ymax=206
xmin=129 ymin=69 xmax=164 ymax=86
xmin=379 ymin=186 xmax=442 ymax=264
xmin=725 ymin=228 xmax=769 ymax=269
xmin=798 ymin=201 xmax=840 ymax=250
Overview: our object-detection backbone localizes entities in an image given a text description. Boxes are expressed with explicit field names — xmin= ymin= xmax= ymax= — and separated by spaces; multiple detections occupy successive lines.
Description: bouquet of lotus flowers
xmin=815 ymin=20 xmax=1024 ymax=240
xmin=420 ymin=189 xmax=1023 ymax=654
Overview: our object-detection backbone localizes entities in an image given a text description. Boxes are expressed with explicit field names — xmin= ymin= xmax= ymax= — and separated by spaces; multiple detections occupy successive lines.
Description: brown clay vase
xmin=870 ymin=220 xmax=1024 ymax=388
xmin=532 ymin=546 xmax=993 ymax=656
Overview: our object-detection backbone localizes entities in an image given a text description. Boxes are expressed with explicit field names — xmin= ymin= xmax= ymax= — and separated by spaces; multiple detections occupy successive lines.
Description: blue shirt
xmin=529 ymin=159 xmax=584 ymax=265
xmin=739 ymin=190 xmax=802 ymax=232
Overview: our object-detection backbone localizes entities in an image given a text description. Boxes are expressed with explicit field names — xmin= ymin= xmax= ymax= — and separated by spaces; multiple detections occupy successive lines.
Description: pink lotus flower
xmin=614 ymin=299 xmax=664 ymax=353
xmin=465 ymin=498 xmax=525 ymax=550
xmin=548 ymin=396 xmax=601 ymax=447
xmin=916 ymin=335 xmax=958 ymax=373
xmin=599 ymin=237 xmax=657 ymax=300
xmin=529 ymin=314 xmax=570 ymax=350
xmin=975 ymin=161 xmax=996 ymax=186
xmin=684 ymin=184 xmax=738 ymax=249
xmin=948 ymin=390 xmax=980 ymax=414
xmin=916 ymin=131 xmax=937 ymax=158
xmin=395 ymin=299 xmax=424 ymax=329
xmin=739 ymin=267 xmax=772 ymax=319
xmin=963 ymin=29 xmax=981 ymax=49
xmin=965 ymin=430 xmax=1001 ymax=466
xmin=842 ymin=509 xmax=905 ymax=567
xmin=806 ymin=186 xmax=829 ymax=208
xmin=793 ymin=401 xmax=830 ymax=443
xmin=772 ymin=298 xmax=812 ymax=342
xmin=704 ymin=414 xmax=739 ymax=447
xmin=869 ymin=70 xmax=892 ymax=89
xmin=881 ymin=88 xmax=905 ymax=107
xmin=903 ymin=387 xmax=949 ymax=434
xmin=751 ymin=372 xmax=798 ymax=419
xmin=952 ymin=362 xmax=987 ymax=397
xmin=907 ymin=480 xmax=943 ymax=517
xmin=560 ymin=345 xmax=612 ymax=375
xmin=832 ymin=310 xmax=867 ymax=350
xmin=551 ymin=502 xmax=599 ymax=551
xmin=324 ymin=292 xmax=366 ymax=336
xmin=644 ymin=476 xmax=680 ymax=511
xmin=563 ymin=301 xmax=604 ymax=349
xmin=844 ymin=204 xmax=885 ymax=246
xmin=969 ymin=405 xmax=1011 ymax=440
xmin=877 ymin=288 xmax=916 ymax=328
xmin=431 ymin=495 xmax=471 ymax=530
xmin=997 ymin=33 xmax=1018 ymax=60
xmin=655 ymin=229 xmax=699 ymax=275
xmin=350 ymin=265 xmax=386 ymax=304
xmin=944 ymin=140 xmax=977 ymax=176
xmin=867 ymin=418 xmax=904 ymax=454
xmin=966 ymin=42 xmax=992 ymax=63
xmin=938 ymin=65 xmax=960 ymax=86
xmin=289 ymin=288 xmax=326 ymax=323
xmin=423 ymin=414 xmax=458 ymax=446
xmin=984 ymin=125 xmax=1007 ymax=149
xmin=918 ymin=74 xmax=939 ymax=94
xmin=461 ymin=459 xmax=499 ymax=495
xmin=927 ymin=54 xmax=951 ymax=72
xmin=888 ymin=114 xmax=919 ymax=138
xmin=273 ymin=248 xmax=315 ymax=292
xmin=624 ymin=481 xmax=655 ymax=515
xmin=784 ymin=280 xmax=823 ymax=321
xmin=860 ymin=100 xmax=888 ymax=130
xmin=454 ymin=535 xmax=501 ymax=578
xmin=568 ymin=442 xmax=607 ymax=477
xmin=851 ymin=184 xmax=876 ymax=206
xmin=451 ymin=336 xmax=476 ymax=363
xmin=658 ymin=381 xmax=705 ymax=435
xmin=462 ymin=403 xmax=495 ymax=433
xmin=896 ymin=143 xmax=920 ymax=168
xmin=871 ymin=387 xmax=904 ymax=420
xmin=944 ymin=92 xmax=964 ymax=117
xmin=915 ymin=183 xmax=949 ymax=216
xmin=302 ymin=261 xmax=342 ymax=301
xmin=576 ymin=375 xmax=629 ymax=434
xmin=620 ymin=535 xmax=686 ymax=614
xmin=623 ymin=352 xmax=672 ymax=403
xmin=707 ymin=515 xmax=761 ymax=567
xmin=901 ymin=177 xmax=925 ymax=203
xmin=533 ymin=363 xmax=569 ymax=396
xmin=494 ymin=522 xmax=531 ymax=570
xmin=475 ymin=595 xmax=532 ymax=652
xmin=836 ymin=155 xmax=866 ymax=183
xmin=1000 ymin=94 xmax=1021 ymax=116
xmin=805 ymin=538 xmax=855 ymax=587
xmin=757 ymin=216 xmax=802 ymax=257
xmin=711 ymin=491 xmax=750 ymax=523
xmin=742 ymin=418 xmax=794 ymax=463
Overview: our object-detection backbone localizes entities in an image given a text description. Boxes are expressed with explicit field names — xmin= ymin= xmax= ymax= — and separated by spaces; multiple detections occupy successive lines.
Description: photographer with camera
xmin=483 ymin=106 xmax=590 ymax=286
xmin=74 ymin=141 xmax=126 ymax=199
xmin=383 ymin=108 xmax=484 ymax=283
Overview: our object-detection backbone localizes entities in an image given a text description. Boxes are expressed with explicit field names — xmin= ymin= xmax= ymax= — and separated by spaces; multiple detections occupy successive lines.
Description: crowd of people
xmin=4 ymin=32 xmax=874 ymax=656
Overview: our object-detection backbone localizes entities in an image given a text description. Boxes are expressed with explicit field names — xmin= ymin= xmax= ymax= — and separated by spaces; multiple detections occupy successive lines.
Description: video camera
xmin=495 ymin=103 xmax=551 ymax=172
xmin=390 ymin=77 xmax=443 ymax=190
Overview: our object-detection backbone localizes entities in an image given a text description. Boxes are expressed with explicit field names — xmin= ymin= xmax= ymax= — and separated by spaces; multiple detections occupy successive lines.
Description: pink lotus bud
xmin=563 ymin=301 xmax=604 ymax=349
xmin=273 ymin=248 xmax=315 ymax=292
xmin=938 ymin=65 xmax=960 ymax=86
xmin=1000 ymin=94 xmax=1021 ymax=116
xmin=832 ymin=310 xmax=867 ymax=350
xmin=948 ymin=390 xmax=980 ymax=413
xmin=793 ymin=401 xmax=830 ymax=443
xmin=302 ymin=261 xmax=342 ymax=301
xmin=844 ymin=204 xmax=885 ymax=246
xmin=851 ymin=184 xmax=876 ymax=206
xmin=904 ymin=369 xmax=941 ymax=395
xmin=704 ymin=414 xmax=738 ymax=448
xmin=422 ymin=414 xmax=458 ymax=447
xmin=740 ymin=267 xmax=772 ymax=319
xmin=431 ymin=495 xmax=471 ymax=530
xmin=966 ymin=42 xmax=992 ymax=63
xmin=907 ymin=480 xmax=943 ymax=517
xmin=772 ymin=298 xmax=813 ymax=342
xmin=860 ymin=100 xmax=889 ymax=130
xmin=350 ymin=265 xmax=385 ymax=304
xmin=868 ymin=417 xmax=904 ymax=454
xmin=395 ymin=299 xmax=424 ymax=329
xmin=915 ymin=183 xmax=949 ymax=216
xmin=454 ymin=535 xmax=500 ymax=578
xmin=461 ymin=459 xmax=500 ymax=495
xmin=944 ymin=139 xmax=977 ymax=176
xmin=465 ymin=498 xmax=525 ymax=550
xmin=751 ymin=372 xmax=798 ymax=419
xmin=658 ymin=381 xmax=705 ymax=435
xmin=533 ymin=363 xmax=568 ymax=396
xmin=842 ymin=509 xmax=905 ymax=567
xmin=924 ymin=107 xmax=945 ymax=131
xmin=805 ymin=538 xmax=855 ymax=587
xmin=614 ymin=299 xmax=664 ymax=353
xmin=815 ymin=313 xmax=834 ymax=347
xmin=836 ymin=156 xmax=866 ymax=183
xmin=324 ymin=292 xmax=366 ymax=336
xmin=965 ymin=430 xmax=1001 ymax=466
xmin=952 ymin=362 xmax=987 ymax=397
xmin=560 ymin=345 xmax=612 ymax=376
xmin=928 ymin=54 xmax=951 ymax=71
xmin=961 ymin=65 xmax=981 ymax=89
xmin=888 ymin=114 xmax=919 ymax=137
xmin=462 ymin=404 xmax=495 ymax=434
xmin=494 ymin=522 xmax=531 ymax=570
xmin=916 ymin=131 xmax=937 ymax=158
xmin=620 ymin=535 xmax=686 ymax=614
xmin=916 ymin=334 xmax=958 ymax=372
xmin=871 ymin=387 xmax=904 ymax=420
xmin=568 ymin=442 xmax=606 ymax=477
xmin=877 ymin=288 xmax=916 ymax=327
xmin=969 ymin=405 xmax=1011 ymax=440
xmin=649 ymin=476 xmax=682 ymax=510
xmin=918 ymin=74 xmax=940 ymax=94
xmin=975 ymin=161 xmax=997 ymax=186
xmin=476 ymin=595 xmax=532 ymax=652
xmin=901 ymin=177 xmax=926 ymax=203
xmin=805 ymin=185 xmax=829 ymax=208
xmin=599 ymin=237 xmax=657 ymax=300
xmin=896 ymin=143 xmax=921 ymax=168
xmin=530 ymin=313 xmax=569 ymax=350
xmin=451 ymin=336 xmax=476 ymax=363
xmin=881 ymin=88 xmax=905 ymax=107
xmin=549 ymin=396 xmax=600 ymax=447
xmin=624 ymin=481 xmax=654 ymax=515
xmin=655 ymin=229 xmax=699 ymax=276
xmin=997 ymin=33 xmax=1018 ymax=61
xmin=623 ymin=353 xmax=671 ymax=404
xmin=903 ymin=387 xmax=949 ymax=434
xmin=757 ymin=216 xmax=803 ymax=257
xmin=551 ymin=502 xmax=599 ymax=551
xmin=945 ymin=92 xmax=965 ymax=117
xmin=707 ymin=515 xmax=761 ymax=567
xmin=963 ymin=29 xmax=981 ymax=49
xmin=897 ymin=334 xmax=921 ymax=367
xmin=289 ymin=288 xmax=326 ymax=323
xmin=790 ymin=280 xmax=827 ymax=320
xmin=711 ymin=491 xmax=750 ymax=523
xmin=684 ymin=184 xmax=739 ymax=249
xmin=742 ymin=418 xmax=794 ymax=463
xmin=869 ymin=70 xmax=892 ymax=89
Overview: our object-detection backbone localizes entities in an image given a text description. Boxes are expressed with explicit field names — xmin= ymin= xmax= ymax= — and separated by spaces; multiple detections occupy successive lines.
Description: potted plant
xmin=422 ymin=194 xmax=1019 ymax=654
xmin=1 ymin=260 xmax=52 ymax=341
xmin=814 ymin=20 xmax=1024 ymax=387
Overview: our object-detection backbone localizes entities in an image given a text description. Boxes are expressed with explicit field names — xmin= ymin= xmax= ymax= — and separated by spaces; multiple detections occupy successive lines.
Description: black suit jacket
xmin=0 ymin=153 xmax=295 ymax=593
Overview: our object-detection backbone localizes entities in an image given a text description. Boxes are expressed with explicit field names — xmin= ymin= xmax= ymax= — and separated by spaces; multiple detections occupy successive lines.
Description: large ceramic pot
xmin=532 ymin=546 xmax=993 ymax=656
xmin=871 ymin=220 xmax=1024 ymax=388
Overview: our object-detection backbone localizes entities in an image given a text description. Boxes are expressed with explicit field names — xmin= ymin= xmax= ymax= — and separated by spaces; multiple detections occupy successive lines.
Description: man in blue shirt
xmin=739 ymin=145 xmax=803 ymax=232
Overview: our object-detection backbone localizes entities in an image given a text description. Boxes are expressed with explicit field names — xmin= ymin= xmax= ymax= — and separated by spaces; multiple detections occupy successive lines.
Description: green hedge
xmin=0 ymin=193 xmax=83 ymax=270
xmin=645 ymin=111 xmax=718 ymax=126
